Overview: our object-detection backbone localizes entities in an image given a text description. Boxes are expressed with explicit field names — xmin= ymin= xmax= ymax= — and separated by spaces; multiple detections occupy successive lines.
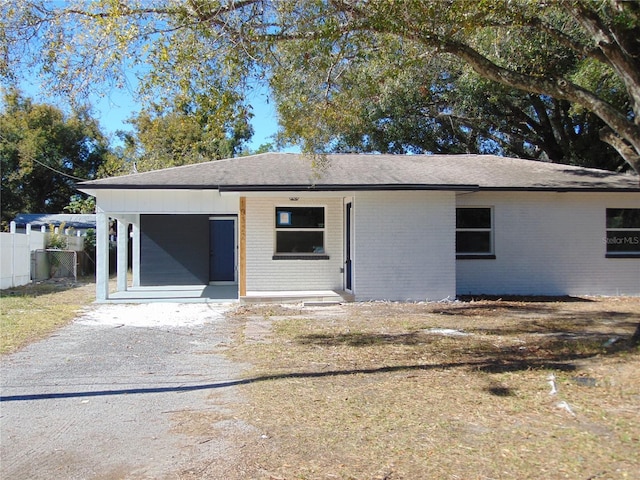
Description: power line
xmin=29 ymin=156 xmax=89 ymax=182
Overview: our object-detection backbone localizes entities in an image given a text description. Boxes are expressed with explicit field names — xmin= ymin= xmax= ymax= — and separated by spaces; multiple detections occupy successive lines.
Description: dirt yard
xmin=216 ymin=296 xmax=640 ymax=480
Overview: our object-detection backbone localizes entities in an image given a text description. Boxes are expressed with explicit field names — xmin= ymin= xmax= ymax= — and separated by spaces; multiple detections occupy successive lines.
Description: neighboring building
xmin=12 ymin=213 xmax=96 ymax=235
xmin=78 ymin=153 xmax=640 ymax=303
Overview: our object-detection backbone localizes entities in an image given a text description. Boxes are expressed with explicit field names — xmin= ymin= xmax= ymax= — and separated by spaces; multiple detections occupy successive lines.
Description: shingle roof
xmin=79 ymin=153 xmax=640 ymax=192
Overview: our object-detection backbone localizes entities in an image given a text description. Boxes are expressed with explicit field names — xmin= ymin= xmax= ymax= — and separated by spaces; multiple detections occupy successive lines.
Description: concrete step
xmin=241 ymin=290 xmax=352 ymax=305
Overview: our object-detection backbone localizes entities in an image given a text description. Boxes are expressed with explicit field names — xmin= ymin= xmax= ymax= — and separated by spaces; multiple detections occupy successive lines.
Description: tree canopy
xmin=2 ymin=1 xmax=639 ymax=172
xmin=120 ymin=92 xmax=253 ymax=172
xmin=0 ymin=89 xmax=110 ymax=225
xmin=282 ymin=49 xmax=624 ymax=170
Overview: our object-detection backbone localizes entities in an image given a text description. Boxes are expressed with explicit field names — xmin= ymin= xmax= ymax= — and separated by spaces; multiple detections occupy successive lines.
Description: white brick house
xmin=79 ymin=153 xmax=640 ymax=302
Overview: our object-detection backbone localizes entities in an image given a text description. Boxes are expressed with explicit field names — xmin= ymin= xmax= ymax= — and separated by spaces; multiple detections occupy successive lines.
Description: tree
xmin=64 ymin=194 xmax=96 ymax=214
xmin=121 ymin=93 xmax=253 ymax=172
xmin=2 ymin=1 xmax=638 ymax=172
xmin=269 ymin=1 xmax=640 ymax=171
xmin=299 ymin=53 xmax=624 ymax=170
xmin=0 ymin=89 xmax=109 ymax=225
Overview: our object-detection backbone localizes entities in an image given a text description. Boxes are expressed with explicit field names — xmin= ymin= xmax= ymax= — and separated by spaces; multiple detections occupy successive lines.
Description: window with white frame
xmin=275 ymin=206 xmax=326 ymax=256
xmin=456 ymin=207 xmax=494 ymax=258
xmin=606 ymin=208 xmax=640 ymax=257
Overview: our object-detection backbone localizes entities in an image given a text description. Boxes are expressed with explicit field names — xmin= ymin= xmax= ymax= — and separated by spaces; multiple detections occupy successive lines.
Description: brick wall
xmin=245 ymin=197 xmax=344 ymax=292
xmin=353 ymin=191 xmax=456 ymax=301
xmin=456 ymin=191 xmax=640 ymax=296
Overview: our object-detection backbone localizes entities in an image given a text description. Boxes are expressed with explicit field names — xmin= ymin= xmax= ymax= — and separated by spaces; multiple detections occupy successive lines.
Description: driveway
xmin=0 ymin=303 xmax=251 ymax=479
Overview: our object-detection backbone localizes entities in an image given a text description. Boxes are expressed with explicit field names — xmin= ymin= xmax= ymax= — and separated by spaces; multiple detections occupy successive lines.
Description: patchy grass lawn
xmin=0 ymin=278 xmax=95 ymax=355
xmin=223 ymin=297 xmax=640 ymax=480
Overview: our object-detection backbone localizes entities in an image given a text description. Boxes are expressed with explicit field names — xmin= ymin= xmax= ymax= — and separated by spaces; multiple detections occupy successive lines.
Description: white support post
xmin=132 ymin=219 xmax=140 ymax=287
xmin=117 ymin=219 xmax=128 ymax=292
xmin=10 ymin=223 xmax=16 ymax=287
xmin=95 ymin=212 xmax=109 ymax=301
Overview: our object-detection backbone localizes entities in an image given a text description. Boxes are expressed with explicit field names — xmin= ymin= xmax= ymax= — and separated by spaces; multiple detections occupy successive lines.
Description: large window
xmin=606 ymin=208 xmax=640 ymax=257
xmin=275 ymin=206 xmax=326 ymax=257
xmin=456 ymin=207 xmax=494 ymax=258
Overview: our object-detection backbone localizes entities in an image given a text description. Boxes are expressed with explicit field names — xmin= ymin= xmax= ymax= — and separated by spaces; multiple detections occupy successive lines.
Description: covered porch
xmin=94 ymin=201 xmax=243 ymax=303
xmin=95 ymin=212 xmax=241 ymax=304
xmin=96 ymin=213 xmax=352 ymax=304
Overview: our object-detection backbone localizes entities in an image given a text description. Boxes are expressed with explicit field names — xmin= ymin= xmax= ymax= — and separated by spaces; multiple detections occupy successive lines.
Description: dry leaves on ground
xmin=219 ymin=297 xmax=640 ymax=480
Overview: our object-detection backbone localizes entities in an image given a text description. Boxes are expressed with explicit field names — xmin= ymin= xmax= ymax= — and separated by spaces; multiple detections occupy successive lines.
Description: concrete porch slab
xmin=103 ymin=285 xmax=239 ymax=303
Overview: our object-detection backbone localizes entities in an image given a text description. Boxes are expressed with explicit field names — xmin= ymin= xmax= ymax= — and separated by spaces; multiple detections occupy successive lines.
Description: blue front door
xmin=209 ymin=218 xmax=236 ymax=283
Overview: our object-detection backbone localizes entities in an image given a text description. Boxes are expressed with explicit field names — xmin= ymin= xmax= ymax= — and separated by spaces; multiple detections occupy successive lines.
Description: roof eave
xmin=219 ymin=184 xmax=480 ymax=192
xmin=78 ymin=183 xmax=640 ymax=193
xmin=78 ymin=183 xmax=481 ymax=192
xmin=77 ymin=183 xmax=223 ymax=191
xmin=478 ymin=186 xmax=640 ymax=192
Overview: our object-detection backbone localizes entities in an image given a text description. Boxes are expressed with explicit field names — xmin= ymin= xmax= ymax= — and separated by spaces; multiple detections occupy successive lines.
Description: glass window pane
xmin=276 ymin=231 xmax=324 ymax=253
xmin=456 ymin=208 xmax=491 ymax=229
xmin=606 ymin=231 xmax=640 ymax=253
xmin=276 ymin=207 xmax=324 ymax=228
xmin=606 ymin=209 xmax=640 ymax=228
xmin=456 ymin=231 xmax=491 ymax=253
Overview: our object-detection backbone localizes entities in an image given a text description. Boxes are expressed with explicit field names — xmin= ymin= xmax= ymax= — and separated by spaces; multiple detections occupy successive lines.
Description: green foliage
xmin=267 ymin=2 xmax=633 ymax=170
xmin=46 ymin=223 xmax=68 ymax=250
xmin=0 ymin=89 xmax=110 ymax=224
xmin=83 ymin=228 xmax=96 ymax=252
xmin=2 ymin=1 xmax=639 ymax=171
xmin=244 ymin=142 xmax=276 ymax=156
xmin=64 ymin=194 xmax=95 ymax=214
xmin=122 ymin=93 xmax=253 ymax=172
xmin=310 ymin=51 xmax=624 ymax=169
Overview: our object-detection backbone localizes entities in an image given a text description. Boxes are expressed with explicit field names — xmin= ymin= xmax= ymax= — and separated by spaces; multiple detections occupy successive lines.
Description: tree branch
xmin=525 ymin=16 xmax=607 ymax=63
xmin=599 ymin=127 xmax=640 ymax=174
xmin=561 ymin=0 xmax=640 ymax=118
xmin=431 ymin=38 xmax=640 ymax=172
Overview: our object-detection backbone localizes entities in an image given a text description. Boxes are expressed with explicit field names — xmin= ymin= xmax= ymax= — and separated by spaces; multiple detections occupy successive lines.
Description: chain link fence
xmin=31 ymin=249 xmax=78 ymax=281
xmin=47 ymin=249 xmax=77 ymax=281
